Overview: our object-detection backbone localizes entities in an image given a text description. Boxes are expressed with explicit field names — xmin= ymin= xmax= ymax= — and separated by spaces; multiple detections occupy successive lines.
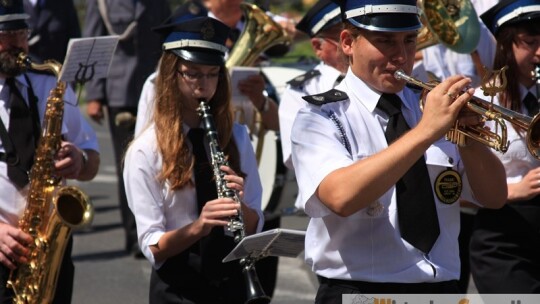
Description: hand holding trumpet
xmin=395 ymin=69 xmax=540 ymax=158
xmin=416 ymin=75 xmax=477 ymax=141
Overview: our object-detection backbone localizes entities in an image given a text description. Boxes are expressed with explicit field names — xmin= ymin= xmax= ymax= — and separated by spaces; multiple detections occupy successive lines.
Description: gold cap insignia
xmin=200 ymin=19 xmax=215 ymax=40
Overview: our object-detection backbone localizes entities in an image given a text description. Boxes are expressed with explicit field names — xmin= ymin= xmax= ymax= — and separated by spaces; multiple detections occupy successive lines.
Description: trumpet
xmin=394 ymin=69 xmax=540 ymax=159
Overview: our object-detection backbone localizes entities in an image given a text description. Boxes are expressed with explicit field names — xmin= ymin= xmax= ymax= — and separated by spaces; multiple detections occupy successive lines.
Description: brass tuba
xmin=226 ymin=3 xmax=291 ymax=69
xmin=6 ymin=53 xmax=94 ymax=304
xmin=416 ymin=0 xmax=480 ymax=53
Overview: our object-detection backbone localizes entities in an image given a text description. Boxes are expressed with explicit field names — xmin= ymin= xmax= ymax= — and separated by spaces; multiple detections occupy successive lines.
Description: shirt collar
xmin=519 ymin=83 xmax=538 ymax=100
xmin=342 ymin=68 xmax=410 ymax=113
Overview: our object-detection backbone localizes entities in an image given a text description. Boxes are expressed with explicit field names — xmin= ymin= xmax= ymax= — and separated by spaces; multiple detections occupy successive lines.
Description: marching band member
xmin=470 ymin=0 xmax=540 ymax=293
xmin=290 ymin=0 xmax=506 ymax=300
xmin=123 ymin=16 xmax=264 ymax=303
xmin=279 ymin=0 xmax=348 ymax=170
xmin=134 ymin=0 xmax=286 ymax=136
xmin=0 ymin=1 xmax=99 ymax=302
xmin=278 ymin=0 xmax=348 ymax=210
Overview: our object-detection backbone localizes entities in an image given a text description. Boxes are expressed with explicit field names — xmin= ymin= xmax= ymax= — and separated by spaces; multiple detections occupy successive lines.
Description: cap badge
xmin=201 ymin=19 xmax=215 ymax=40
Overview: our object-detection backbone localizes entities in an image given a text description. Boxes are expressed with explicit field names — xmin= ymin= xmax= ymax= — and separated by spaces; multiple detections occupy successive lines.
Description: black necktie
xmin=188 ymin=128 xmax=217 ymax=212
xmin=6 ymin=78 xmax=36 ymax=189
xmin=334 ymin=74 xmax=345 ymax=87
xmin=377 ymin=93 xmax=440 ymax=253
xmin=187 ymin=128 xmax=236 ymax=282
xmin=523 ymin=92 xmax=539 ymax=116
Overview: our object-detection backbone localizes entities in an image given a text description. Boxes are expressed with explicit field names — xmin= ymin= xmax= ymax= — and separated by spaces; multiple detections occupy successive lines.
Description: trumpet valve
xmin=446 ymin=122 xmax=467 ymax=147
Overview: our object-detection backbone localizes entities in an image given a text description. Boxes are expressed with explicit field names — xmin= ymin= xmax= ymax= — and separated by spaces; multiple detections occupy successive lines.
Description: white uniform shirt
xmin=134 ymin=71 xmax=157 ymax=136
xmin=279 ymin=62 xmax=342 ymax=170
xmin=291 ymin=69 xmax=480 ymax=283
xmin=471 ymin=0 xmax=500 ymax=15
xmin=123 ymin=123 xmax=265 ymax=268
xmin=0 ymin=73 xmax=99 ymax=226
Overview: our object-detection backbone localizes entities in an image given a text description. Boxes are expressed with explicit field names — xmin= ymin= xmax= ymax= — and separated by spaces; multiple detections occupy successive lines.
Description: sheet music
xmin=230 ymin=66 xmax=260 ymax=102
xmin=222 ymin=228 xmax=305 ymax=263
xmin=59 ymin=36 xmax=119 ymax=83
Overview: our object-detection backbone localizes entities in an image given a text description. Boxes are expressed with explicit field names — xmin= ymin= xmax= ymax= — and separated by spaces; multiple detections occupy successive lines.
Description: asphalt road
xmin=68 ymin=109 xmax=318 ymax=304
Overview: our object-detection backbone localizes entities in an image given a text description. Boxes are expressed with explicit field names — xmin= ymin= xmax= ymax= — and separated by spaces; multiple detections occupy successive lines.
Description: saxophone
xmin=197 ymin=100 xmax=271 ymax=304
xmin=6 ymin=53 xmax=94 ymax=304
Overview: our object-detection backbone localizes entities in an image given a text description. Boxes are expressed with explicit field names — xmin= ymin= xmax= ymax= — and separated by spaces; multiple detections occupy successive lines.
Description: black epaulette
xmin=302 ymin=89 xmax=348 ymax=106
xmin=286 ymin=69 xmax=321 ymax=89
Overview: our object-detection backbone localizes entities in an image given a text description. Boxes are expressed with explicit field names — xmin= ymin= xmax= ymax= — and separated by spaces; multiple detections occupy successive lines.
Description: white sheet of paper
xmin=59 ymin=36 xmax=119 ymax=83
xmin=229 ymin=66 xmax=260 ymax=102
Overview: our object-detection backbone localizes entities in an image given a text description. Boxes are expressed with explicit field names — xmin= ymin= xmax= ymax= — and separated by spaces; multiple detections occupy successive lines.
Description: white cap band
xmin=163 ymin=39 xmax=228 ymax=54
xmin=345 ymin=4 xmax=418 ymax=19
xmin=496 ymin=5 xmax=540 ymax=28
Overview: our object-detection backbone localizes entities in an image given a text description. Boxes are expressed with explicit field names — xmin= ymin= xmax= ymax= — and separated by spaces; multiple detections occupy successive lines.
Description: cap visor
xmin=504 ymin=11 xmax=540 ymax=28
xmin=349 ymin=13 xmax=421 ymax=32
xmin=0 ymin=20 xmax=28 ymax=31
xmin=171 ymin=48 xmax=225 ymax=66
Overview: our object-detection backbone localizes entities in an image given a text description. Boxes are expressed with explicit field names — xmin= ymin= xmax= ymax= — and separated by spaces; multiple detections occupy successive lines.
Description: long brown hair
xmin=493 ymin=22 xmax=540 ymax=113
xmin=153 ymin=51 xmax=243 ymax=190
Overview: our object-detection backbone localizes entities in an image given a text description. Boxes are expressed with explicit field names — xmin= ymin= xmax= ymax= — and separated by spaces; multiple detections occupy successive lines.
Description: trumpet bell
xmin=395 ymin=69 xmax=540 ymax=160
xmin=417 ymin=0 xmax=480 ymax=54
xmin=528 ymin=114 xmax=540 ymax=159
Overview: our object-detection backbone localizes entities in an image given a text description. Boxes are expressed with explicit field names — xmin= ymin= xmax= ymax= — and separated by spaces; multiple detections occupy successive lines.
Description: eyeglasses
xmin=0 ymin=29 xmax=31 ymax=41
xmin=178 ymin=70 xmax=220 ymax=81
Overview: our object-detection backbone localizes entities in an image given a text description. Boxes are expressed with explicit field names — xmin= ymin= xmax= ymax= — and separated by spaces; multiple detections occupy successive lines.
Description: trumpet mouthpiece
xmin=394 ymin=69 xmax=406 ymax=81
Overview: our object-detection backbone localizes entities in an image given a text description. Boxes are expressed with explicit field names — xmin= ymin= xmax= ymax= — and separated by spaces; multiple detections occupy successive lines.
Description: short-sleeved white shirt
xmin=279 ymin=62 xmax=343 ymax=170
xmin=291 ymin=69 xmax=479 ymax=283
xmin=123 ymin=123 xmax=264 ymax=268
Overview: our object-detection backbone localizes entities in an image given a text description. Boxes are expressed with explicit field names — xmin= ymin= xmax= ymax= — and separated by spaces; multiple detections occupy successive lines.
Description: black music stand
xmin=223 ymin=228 xmax=306 ymax=263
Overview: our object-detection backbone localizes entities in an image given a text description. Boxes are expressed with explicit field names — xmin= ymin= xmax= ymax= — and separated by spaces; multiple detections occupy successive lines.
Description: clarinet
xmin=197 ymin=100 xmax=271 ymax=304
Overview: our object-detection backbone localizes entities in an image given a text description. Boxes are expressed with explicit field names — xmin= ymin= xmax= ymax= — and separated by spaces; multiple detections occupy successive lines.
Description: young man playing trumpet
xmin=290 ymin=0 xmax=507 ymax=300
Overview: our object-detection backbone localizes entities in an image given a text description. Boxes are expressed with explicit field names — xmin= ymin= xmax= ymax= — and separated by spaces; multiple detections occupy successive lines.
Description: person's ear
xmin=340 ymin=30 xmax=355 ymax=56
xmin=311 ymin=37 xmax=324 ymax=52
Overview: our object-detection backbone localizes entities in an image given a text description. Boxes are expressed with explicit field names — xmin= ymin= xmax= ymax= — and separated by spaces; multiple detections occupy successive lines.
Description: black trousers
xmin=316 ymin=276 xmax=460 ymax=304
xmin=458 ymin=211 xmax=475 ymax=293
xmin=106 ymin=106 xmax=138 ymax=252
xmin=470 ymin=199 xmax=540 ymax=293
xmin=0 ymin=237 xmax=74 ymax=304
xmin=149 ymin=216 xmax=281 ymax=303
